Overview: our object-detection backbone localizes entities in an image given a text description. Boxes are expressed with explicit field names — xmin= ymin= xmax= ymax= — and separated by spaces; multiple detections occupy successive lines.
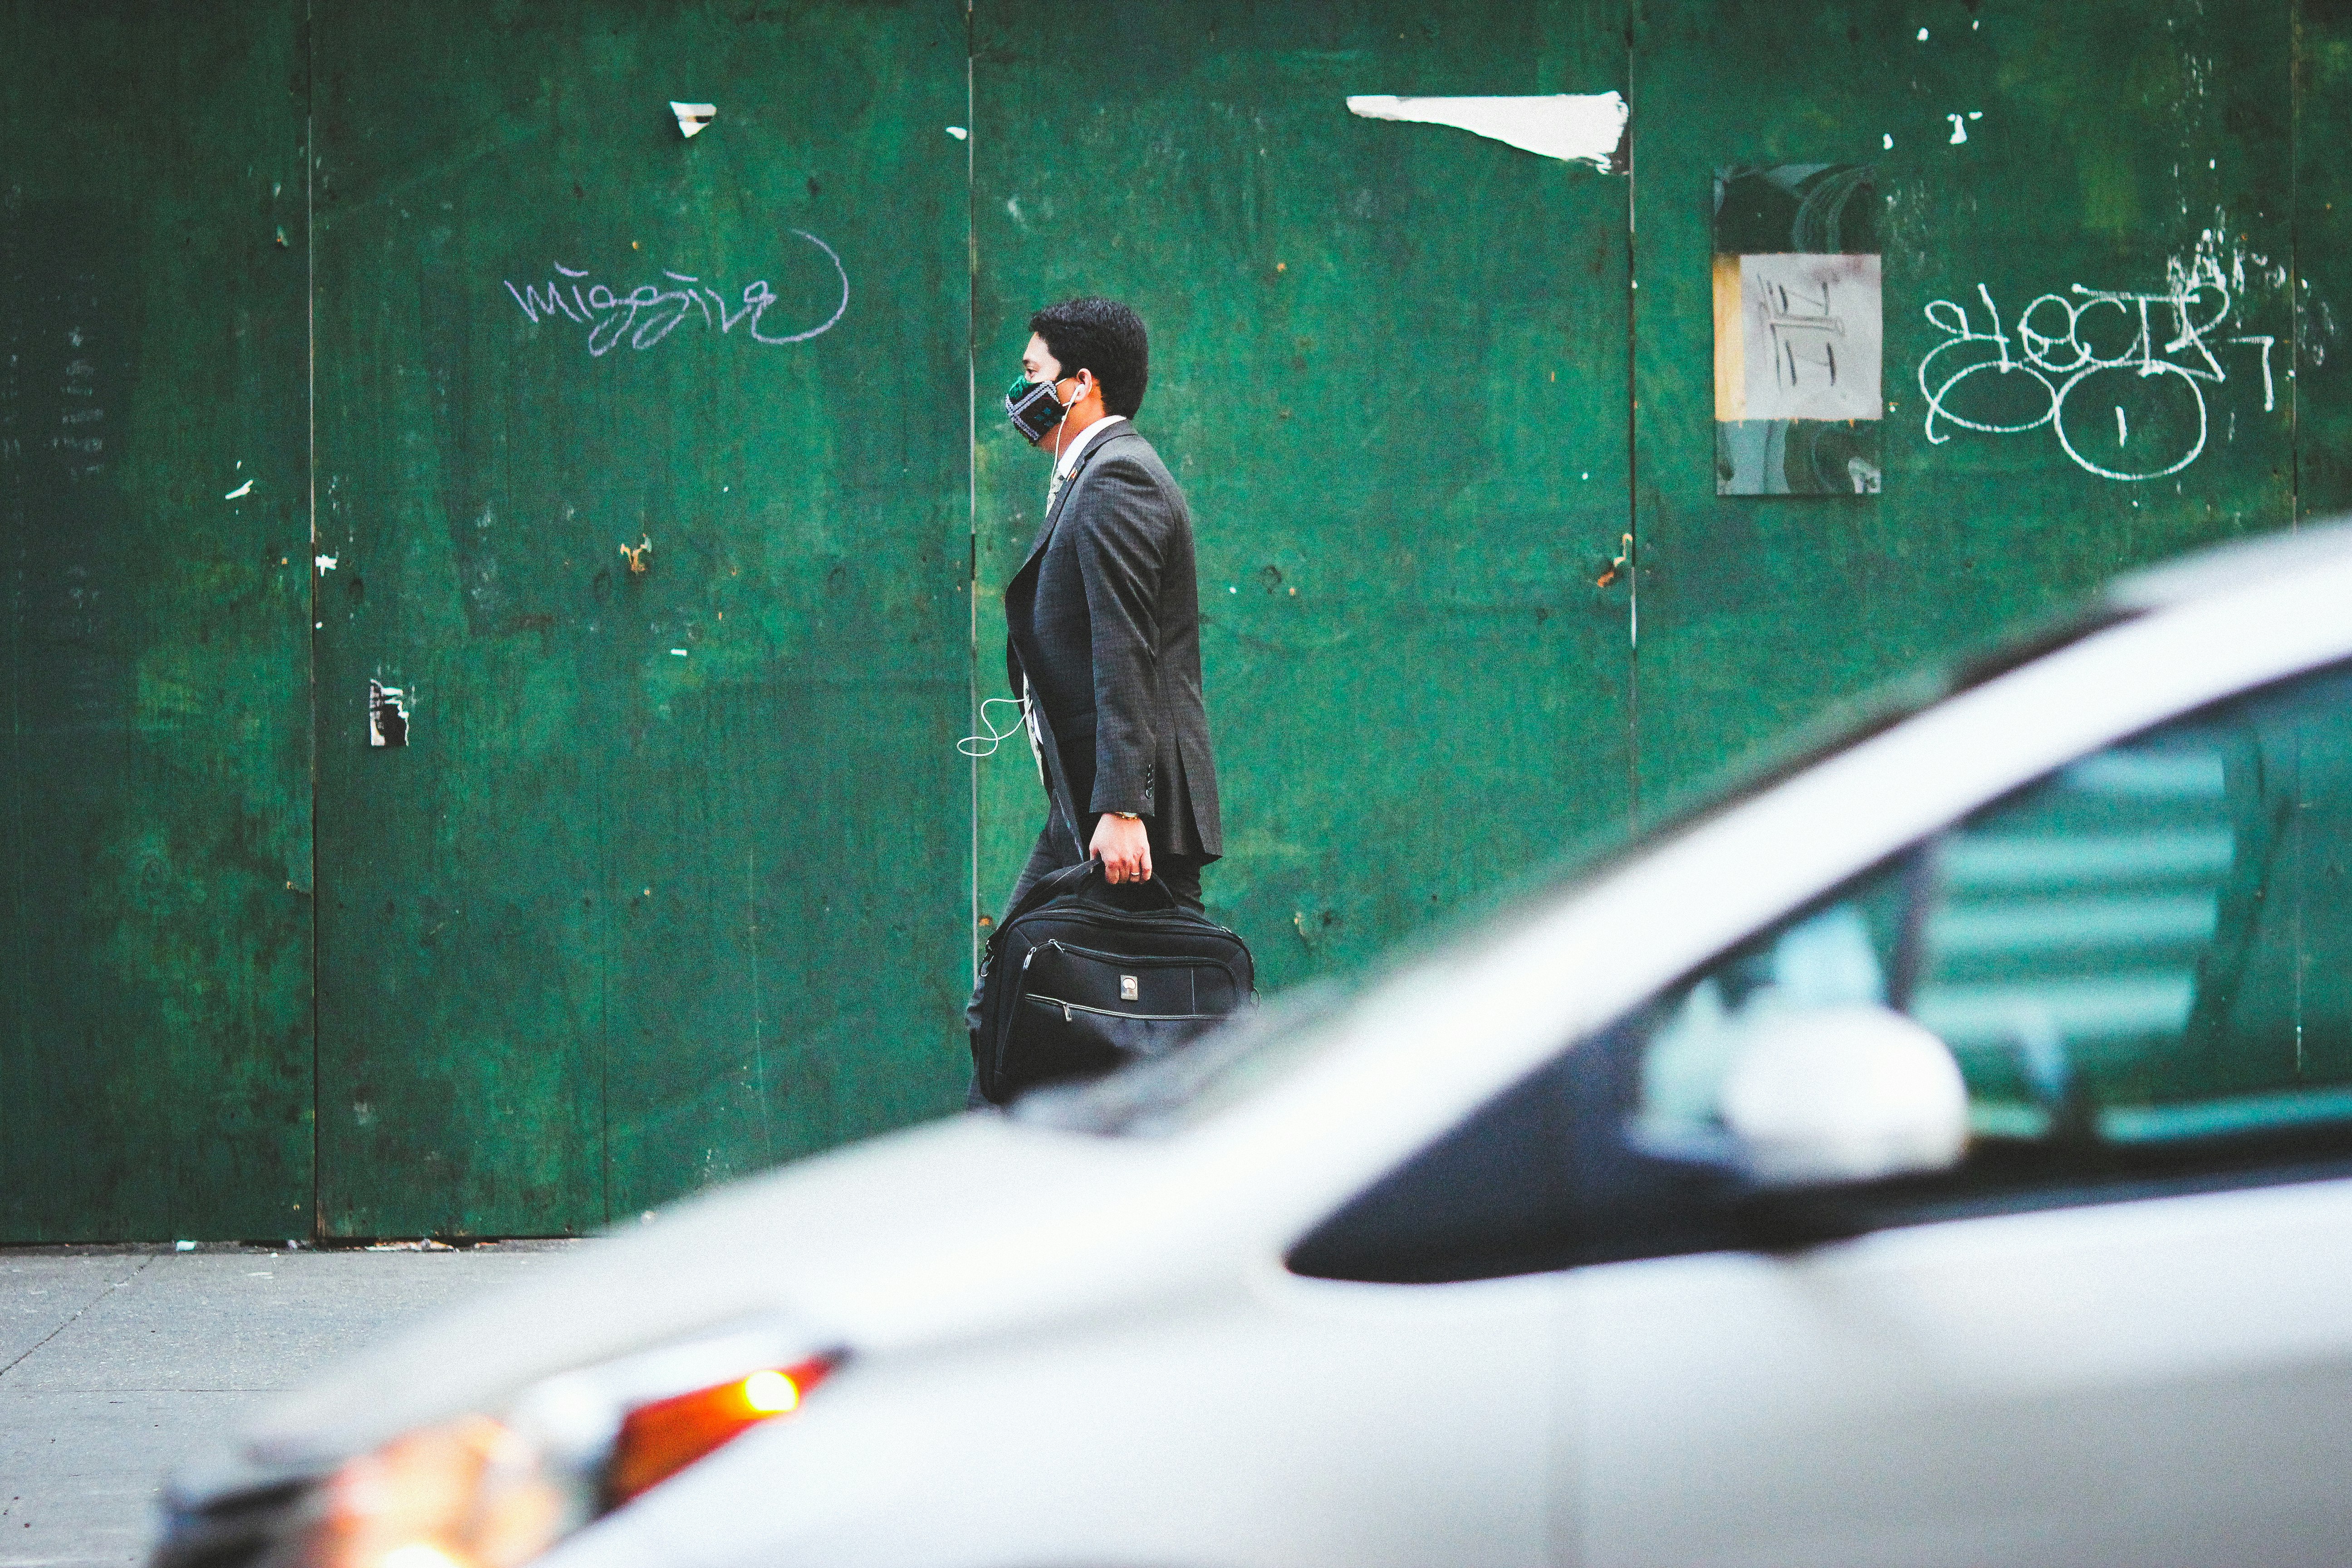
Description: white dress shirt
xmin=1051 ymin=412 xmax=1127 ymax=486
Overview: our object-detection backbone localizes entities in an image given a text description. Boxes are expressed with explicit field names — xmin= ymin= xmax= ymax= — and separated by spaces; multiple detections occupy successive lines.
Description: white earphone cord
xmin=957 ymin=693 xmax=1033 ymax=758
xmin=962 ymin=371 xmax=1088 ymax=759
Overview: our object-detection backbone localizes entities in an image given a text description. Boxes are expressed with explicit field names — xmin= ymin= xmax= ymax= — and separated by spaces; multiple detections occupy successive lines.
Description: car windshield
xmin=1012 ymin=609 xmax=2135 ymax=1137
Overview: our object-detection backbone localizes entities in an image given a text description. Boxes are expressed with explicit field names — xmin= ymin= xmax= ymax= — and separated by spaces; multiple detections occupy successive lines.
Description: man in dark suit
xmin=989 ymin=295 xmax=1221 ymax=921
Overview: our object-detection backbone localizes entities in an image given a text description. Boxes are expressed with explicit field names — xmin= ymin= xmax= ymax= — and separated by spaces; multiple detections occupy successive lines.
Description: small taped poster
xmin=1713 ymin=164 xmax=1882 ymax=495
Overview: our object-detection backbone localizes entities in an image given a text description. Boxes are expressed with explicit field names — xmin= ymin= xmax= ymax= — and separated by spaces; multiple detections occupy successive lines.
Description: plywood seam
xmin=2291 ymin=0 xmax=2305 ymax=529
xmin=965 ymin=11 xmax=982 ymax=989
xmin=1623 ymin=15 xmax=1643 ymax=835
xmin=304 ymin=0 xmax=323 ymax=1242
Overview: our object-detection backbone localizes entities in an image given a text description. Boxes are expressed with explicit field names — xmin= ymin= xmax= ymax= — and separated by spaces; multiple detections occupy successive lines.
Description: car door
xmin=1561 ymin=656 xmax=2352 ymax=1568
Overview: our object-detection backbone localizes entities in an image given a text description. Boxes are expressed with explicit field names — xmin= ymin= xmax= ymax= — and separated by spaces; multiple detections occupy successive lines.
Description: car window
xmin=1291 ymin=658 xmax=2352 ymax=1284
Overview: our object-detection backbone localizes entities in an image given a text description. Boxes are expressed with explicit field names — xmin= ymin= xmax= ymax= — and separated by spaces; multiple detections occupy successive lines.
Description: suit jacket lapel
xmin=1013 ymin=425 xmax=1136 ymax=583
xmin=1004 ymin=426 xmax=1138 ymax=843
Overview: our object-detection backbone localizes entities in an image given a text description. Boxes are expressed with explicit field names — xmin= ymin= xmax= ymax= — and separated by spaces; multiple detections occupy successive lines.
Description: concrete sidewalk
xmin=0 ymin=1242 xmax=584 ymax=1567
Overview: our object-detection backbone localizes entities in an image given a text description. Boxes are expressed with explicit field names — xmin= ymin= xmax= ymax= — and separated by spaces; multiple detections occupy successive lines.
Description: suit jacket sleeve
xmin=1071 ymin=456 xmax=1171 ymax=817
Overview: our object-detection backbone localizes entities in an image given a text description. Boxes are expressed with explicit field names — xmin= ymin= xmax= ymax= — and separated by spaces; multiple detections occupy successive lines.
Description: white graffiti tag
xmin=502 ymin=229 xmax=849 ymax=357
xmin=1916 ymin=256 xmax=2275 ymax=481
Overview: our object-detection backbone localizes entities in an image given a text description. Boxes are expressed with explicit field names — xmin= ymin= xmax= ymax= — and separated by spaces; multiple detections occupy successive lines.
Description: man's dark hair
xmin=1028 ymin=297 xmax=1149 ymax=418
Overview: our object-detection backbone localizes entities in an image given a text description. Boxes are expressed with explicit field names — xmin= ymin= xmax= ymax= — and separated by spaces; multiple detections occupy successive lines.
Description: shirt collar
xmin=1052 ymin=413 xmax=1127 ymax=481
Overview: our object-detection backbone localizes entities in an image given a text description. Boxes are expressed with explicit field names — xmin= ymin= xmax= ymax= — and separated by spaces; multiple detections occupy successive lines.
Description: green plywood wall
xmin=0 ymin=3 xmax=315 ymax=1242
xmin=1629 ymin=0 xmax=2300 ymax=818
xmin=308 ymin=2 xmax=972 ymax=1237
xmin=2 ymin=0 xmax=2347 ymax=1239
xmin=2296 ymin=0 xmax=2352 ymax=518
xmin=971 ymin=0 xmax=1637 ymax=993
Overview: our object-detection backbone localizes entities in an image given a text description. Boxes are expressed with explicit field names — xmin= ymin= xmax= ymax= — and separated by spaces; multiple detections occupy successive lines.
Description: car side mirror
xmin=1719 ymin=1004 xmax=1969 ymax=1187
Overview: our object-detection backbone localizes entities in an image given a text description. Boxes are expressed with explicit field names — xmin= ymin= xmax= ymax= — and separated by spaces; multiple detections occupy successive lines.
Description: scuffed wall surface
xmin=2294 ymin=0 xmax=2352 ymax=517
xmin=973 ymin=0 xmax=1638 ymax=995
xmin=1631 ymin=0 xmax=2303 ymax=818
xmin=0 ymin=4 xmax=314 ymax=1241
xmin=2 ymin=0 xmax=2346 ymax=1239
xmin=307 ymin=2 xmax=972 ymax=1238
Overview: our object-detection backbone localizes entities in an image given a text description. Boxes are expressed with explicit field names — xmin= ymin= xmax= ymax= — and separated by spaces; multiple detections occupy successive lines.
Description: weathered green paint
xmin=0 ymin=3 xmax=315 ymax=1241
xmin=2296 ymin=0 xmax=2352 ymax=519
xmin=1630 ymin=0 xmax=2301 ymax=819
xmin=972 ymin=0 xmax=1637 ymax=990
xmin=308 ymin=2 xmax=971 ymax=1236
xmin=4 ymin=1 xmax=2348 ymax=1240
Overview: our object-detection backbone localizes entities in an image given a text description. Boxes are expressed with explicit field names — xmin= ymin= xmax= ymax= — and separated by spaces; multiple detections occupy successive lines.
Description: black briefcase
xmin=972 ymin=858 xmax=1255 ymax=1105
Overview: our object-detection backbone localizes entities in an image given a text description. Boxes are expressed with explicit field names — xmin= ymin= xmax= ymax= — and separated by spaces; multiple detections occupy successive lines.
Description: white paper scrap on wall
xmin=1343 ymin=92 xmax=1628 ymax=171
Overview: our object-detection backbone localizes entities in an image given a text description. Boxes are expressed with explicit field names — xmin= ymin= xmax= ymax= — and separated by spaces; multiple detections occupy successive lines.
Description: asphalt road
xmin=0 ymin=1242 xmax=584 ymax=1567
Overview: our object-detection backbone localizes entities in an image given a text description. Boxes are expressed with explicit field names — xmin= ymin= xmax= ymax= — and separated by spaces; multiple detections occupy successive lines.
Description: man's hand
xmin=1090 ymin=813 xmax=1153 ymax=885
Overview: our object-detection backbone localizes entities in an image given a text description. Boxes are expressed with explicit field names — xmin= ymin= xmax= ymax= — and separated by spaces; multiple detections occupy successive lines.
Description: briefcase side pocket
xmin=1017 ymin=992 xmax=1223 ymax=1083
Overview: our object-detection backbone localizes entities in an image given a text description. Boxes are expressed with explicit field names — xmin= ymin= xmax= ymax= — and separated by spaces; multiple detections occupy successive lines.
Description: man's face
xmin=1020 ymin=333 xmax=1063 ymax=390
xmin=1018 ymin=333 xmax=1091 ymax=446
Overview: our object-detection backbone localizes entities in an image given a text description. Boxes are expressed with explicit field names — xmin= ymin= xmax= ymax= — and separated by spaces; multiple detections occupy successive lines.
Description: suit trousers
xmin=965 ymin=809 xmax=1203 ymax=1107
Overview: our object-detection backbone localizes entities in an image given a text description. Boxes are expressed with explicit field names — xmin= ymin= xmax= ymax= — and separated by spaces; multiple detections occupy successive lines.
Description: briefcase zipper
xmin=1043 ymin=939 xmax=1229 ymax=968
xmin=1024 ymin=993 xmax=1222 ymax=1024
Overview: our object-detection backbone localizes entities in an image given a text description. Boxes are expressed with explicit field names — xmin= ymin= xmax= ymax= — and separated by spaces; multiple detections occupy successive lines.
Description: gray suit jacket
xmin=1004 ymin=424 xmax=1222 ymax=860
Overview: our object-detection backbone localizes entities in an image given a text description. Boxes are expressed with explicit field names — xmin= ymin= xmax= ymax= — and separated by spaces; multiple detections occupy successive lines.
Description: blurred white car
xmin=162 ymin=524 xmax=2352 ymax=1568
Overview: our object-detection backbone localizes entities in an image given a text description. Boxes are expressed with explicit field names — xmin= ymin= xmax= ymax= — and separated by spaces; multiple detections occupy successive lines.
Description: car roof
xmin=2107 ymin=516 xmax=2352 ymax=610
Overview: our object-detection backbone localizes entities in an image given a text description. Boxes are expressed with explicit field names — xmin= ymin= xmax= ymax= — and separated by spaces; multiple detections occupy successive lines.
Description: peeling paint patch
xmin=369 ymin=680 xmax=409 ymax=747
xmin=1344 ymin=93 xmax=1628 ymax=172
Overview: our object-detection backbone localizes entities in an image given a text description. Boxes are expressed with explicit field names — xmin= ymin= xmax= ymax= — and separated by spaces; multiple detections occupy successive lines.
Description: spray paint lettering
xmin=1916 ymin=253 xmax=2276 ymax=481
xmin=502 ymin=229 xmax=849 ymax=357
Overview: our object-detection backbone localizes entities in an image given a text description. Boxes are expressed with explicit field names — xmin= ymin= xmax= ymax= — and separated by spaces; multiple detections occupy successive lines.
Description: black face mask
xmin=1004 ymin=372 xmax=1073 ymax=444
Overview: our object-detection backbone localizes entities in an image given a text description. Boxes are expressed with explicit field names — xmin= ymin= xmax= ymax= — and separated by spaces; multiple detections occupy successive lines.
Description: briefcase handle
xmin=1002 ymin=857 xmax=1181 ymax=927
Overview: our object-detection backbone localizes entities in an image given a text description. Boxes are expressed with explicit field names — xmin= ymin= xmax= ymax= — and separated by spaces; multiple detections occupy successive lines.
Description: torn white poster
xmin=1343 ymin=92 xmax=1628 ymax=172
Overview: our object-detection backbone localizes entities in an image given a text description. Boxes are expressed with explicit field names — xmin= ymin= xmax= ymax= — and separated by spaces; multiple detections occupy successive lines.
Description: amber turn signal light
xmin=606 ymin=1356 xmax=837 ymax=1504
